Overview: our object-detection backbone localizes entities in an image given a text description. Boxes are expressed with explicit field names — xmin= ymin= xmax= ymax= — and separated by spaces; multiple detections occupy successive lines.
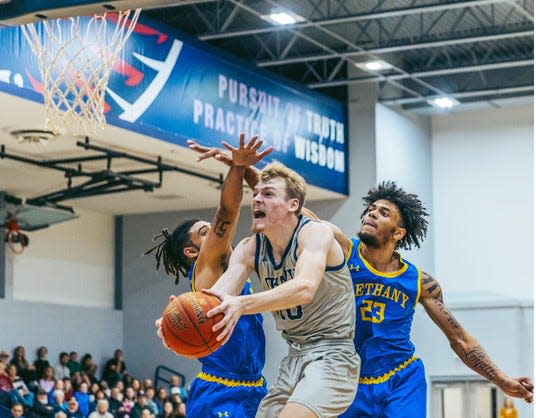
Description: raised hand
xmin=186 ymin=139 xmax=232 ymax=166
xmin=222 ymin=133 xmax=273 ymax=167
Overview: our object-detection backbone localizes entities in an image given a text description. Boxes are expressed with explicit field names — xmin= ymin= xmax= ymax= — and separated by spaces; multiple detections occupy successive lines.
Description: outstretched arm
xmin=193 ymin=134 xmax=272 ymax=290
xmin=420 ymin=272 xmax=534 ymax=403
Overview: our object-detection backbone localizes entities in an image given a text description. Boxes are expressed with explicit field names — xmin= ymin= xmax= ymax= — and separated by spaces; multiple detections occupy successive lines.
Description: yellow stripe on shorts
xmin=359 ymin=356 xmax=418 ymax=385
xmin=197 ymin=371 xmax=265 ymax=387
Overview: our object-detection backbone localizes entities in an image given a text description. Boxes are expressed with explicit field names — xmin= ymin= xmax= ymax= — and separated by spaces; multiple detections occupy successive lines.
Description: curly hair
xmin=361 ymin=181 xmax=428 ymax=250
xmin=143 ymin=218 xmax=200 ymax=284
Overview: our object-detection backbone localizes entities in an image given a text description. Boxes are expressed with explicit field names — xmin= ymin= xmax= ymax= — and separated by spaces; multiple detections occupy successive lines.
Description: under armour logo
xmin=217 ymin=412 xmax=229 ymax=417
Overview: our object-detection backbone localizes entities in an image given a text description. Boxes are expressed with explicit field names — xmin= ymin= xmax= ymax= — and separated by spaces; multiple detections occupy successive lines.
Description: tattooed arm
xmin=194 ymin=134 xmax=272 ymax=290
xmin=420 ymin=271 xmax=534 ymax=403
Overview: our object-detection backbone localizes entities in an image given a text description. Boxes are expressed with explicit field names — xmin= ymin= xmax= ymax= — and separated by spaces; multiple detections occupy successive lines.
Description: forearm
xmin=450 ymin=336 xmax=507 ymax=385
xmin=220 ymin=164 xmax=245 ymax=213
xmin=237 ymin=279 xmax=314 ymax=315
xmin=244 ymin=166 xmax=260 ymax=190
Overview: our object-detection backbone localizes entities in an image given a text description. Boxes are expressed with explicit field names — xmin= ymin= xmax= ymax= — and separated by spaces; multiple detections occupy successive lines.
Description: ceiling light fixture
xmin=428 ymin=96 xmax=459 ymax=109
xmin=261 ymin=10 xmax=305 ymax=25
xmin=355 ymin=60 xmax=393 ymax=72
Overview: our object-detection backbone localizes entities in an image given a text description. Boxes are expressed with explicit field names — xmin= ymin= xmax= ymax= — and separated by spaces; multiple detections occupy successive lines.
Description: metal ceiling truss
xmin=149 ymin=0 xmax=533 ymax=106
xmin=0 ymin=139 xmax=223 ymax=206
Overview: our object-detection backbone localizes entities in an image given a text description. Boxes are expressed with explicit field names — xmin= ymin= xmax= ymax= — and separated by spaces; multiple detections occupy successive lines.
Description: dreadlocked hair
xmin=362 ymin=181 xmax=428 ymax=250
xmin=143 ymin=218 xmax=200 ymax=285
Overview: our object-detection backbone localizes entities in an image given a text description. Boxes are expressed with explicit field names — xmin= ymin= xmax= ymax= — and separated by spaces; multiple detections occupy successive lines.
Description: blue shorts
xmin=186 ymin=373 xmax=267 ymax=418
xmin=339 ymin=358 xmax=427 ymax=418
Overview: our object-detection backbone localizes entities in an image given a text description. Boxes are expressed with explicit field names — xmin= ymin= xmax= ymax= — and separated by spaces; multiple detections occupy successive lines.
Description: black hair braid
xmin=362 ymin=181 xmax=429 ymax=250
xmin=143 ymin=218 xmax=200 ymax=285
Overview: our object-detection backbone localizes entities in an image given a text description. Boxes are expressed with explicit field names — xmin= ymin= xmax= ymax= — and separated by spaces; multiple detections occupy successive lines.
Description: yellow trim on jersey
xmin=359 ymin=356 xmax=418 ymax=385
xmin=345 ymin=239 xmax=354 ymax=263
xmin=358 ymin=242 xmax=408 ymax=278
xmin=190 ymin=260 xmax=199 ymax=292
xmin=197 ymin=371 xmax=265 ymax=387
xmin=415 ymin=268 xmax=422 ymax=308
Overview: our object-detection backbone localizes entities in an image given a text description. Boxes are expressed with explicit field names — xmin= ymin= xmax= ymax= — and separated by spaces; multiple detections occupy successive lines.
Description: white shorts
xmin=256 ymin=340 xmax=360 ymax=418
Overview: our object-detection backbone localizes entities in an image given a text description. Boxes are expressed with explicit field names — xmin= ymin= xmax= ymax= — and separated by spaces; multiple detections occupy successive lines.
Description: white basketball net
xmin=21 ymin=9 xmax=141 ymax=136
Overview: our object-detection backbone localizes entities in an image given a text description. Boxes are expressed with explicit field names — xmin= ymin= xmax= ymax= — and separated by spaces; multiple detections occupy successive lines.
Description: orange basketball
xmin=161 ymin=291 xmax=224 ymax=358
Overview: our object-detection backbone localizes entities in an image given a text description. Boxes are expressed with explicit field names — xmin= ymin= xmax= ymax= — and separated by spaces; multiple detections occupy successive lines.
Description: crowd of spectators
xmin=0 ymin=347 xmax=187 ymax=418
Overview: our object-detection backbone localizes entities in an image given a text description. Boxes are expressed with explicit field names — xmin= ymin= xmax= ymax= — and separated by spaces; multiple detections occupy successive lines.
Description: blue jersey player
xmin=324 ymin=181 xmax=533 ymax=417
xmin=147 ymin=134 xmax=272 ymax=417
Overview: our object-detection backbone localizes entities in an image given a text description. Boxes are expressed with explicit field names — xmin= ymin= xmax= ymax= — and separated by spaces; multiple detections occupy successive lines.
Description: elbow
xmin=296 ymin=282 xmax=316 ymax=305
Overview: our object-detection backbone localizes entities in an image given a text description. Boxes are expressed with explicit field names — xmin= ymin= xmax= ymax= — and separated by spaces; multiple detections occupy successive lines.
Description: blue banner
xmin=0 ymin=16 xmax=348 ymax=194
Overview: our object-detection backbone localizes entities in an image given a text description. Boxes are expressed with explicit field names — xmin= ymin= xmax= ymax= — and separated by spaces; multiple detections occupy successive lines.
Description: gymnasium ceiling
xmin=148 ymin=0 xmax=534 ymax=109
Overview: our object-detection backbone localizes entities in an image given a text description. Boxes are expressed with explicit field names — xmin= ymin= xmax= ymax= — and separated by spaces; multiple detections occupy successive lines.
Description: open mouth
xmin=253 ymin=209 xmax=266 ymax=219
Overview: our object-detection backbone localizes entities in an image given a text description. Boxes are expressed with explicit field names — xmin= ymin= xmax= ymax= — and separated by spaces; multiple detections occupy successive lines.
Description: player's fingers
xmin=247 ymin=135 xmax=259 ymax=148
xmin=154 ymin=317 xmax=162 ymax=328
xmin=521 ymin=377 xmax=534 ymax=391
xmin=221 ymin=140 xmax=235 ymax=151
xmin=258 ymin=146 xmax=274 ymax=159
xmin=196 ymin=149 xmax=219 ymax=162
xmin=239 ymin=132 xmax=245 ymax=148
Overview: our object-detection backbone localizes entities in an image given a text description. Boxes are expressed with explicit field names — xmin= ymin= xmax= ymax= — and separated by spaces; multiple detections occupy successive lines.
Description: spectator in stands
xmin=10 ymin=347 xmax=35 ymax=384
xmin=7 ymin=364 xmax=34 ymax=407
xmin=89 ymin=391 xmax=106 ymax=415
xmin=0 ymin=352 xmax=9 ymax=364
xmin=142 ymin=381 xmax=152 ymax=391
xmin=28 ymin=389 xmax=53 ymax=418
xmin=107 ymin=388 xmax=122 ymax=418
xmin=167 ymin=378 xmax=185 ymax=402
xmin=38 ymin=368 xmax=54 ymax=395
xmin=129 ymin=381 xmax=141 ymax=397
xmin=10 ymin=403 xmax=24 ymax=418
xmin=88 ymin=400 xmax=112 ymax=418
xmin=171 ymin=399 xmax=184 ymax=418
xmin=65 ymin=398 xmax=82 ymax=418
xmin=153 ymin=389 xmax=167 ymax=416
xmin=119 ymin=388 xmax=135 ymax=418
xmin=55 ymin=411 xmax=67 ymax=418
xmin=54 ymin=354 xmax=70 ymax=381
xmin=67 ymin=355 xmax=81 ymax=377
xmin=159 ymin=401 xmax=173 ymax=418
xmin=0 ymin=360 xmax=15 ymax=409
xmin=129 ymin=393 xmax=149 ymax=418
xmin=51 ymin=390 xmax=67 ymax=414
xmin=74 ymin=383 xmax=89 ymax=418
xmin=140 ymin=409 xmax=153 ymax=418
xmin=62 ymin=379 xmax=73 ymax=403
xmin=80 ymin=357 xmax=97 ymax=386
xmin=33 ymin=348 xmax=50 ymax=382
xmin=143 ymin=389 xmax=156 ymax=417
xmin=102 ymin=351 xmax=126 ymax=389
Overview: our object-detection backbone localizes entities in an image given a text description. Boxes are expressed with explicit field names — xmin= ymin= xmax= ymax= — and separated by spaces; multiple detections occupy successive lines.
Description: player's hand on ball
xmin=155 ymin=295 xmax=177 ymax=350
xmin=203 ymin=288 xmax=244 ymax=345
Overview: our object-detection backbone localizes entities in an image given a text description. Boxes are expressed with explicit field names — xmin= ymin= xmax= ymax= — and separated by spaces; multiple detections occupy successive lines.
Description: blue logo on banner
xmin=0 ymin=16 xmax=348 ymax=195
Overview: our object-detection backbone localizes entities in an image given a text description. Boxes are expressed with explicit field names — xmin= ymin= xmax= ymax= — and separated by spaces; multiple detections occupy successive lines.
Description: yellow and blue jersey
xmin=186 ymin=264 xmax=267 ymax=417
xmin=188 ymin=263 xmax=266 ymax=382
xmin=346 ymin=238 xmax=421 ymax=378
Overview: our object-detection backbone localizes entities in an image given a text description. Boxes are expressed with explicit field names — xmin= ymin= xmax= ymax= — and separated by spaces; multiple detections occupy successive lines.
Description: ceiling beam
xmin=198 ymin=0 xmax=508 ymax=40
xmin=308 ymin=59 xmax=534 ymax=88
xmin=257 ymin=29 xmax=534 ymax=67
xmin=380 ymin=85 xmax=534 ymax=105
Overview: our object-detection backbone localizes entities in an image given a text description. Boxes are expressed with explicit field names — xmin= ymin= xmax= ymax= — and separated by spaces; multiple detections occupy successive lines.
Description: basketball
xmin=161 ymin=291 xmax=224 ymax=358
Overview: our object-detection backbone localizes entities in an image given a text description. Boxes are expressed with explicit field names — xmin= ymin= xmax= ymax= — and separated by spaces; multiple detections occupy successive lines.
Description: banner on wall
xmin=0 ymin=17 xmax=348 ymax=194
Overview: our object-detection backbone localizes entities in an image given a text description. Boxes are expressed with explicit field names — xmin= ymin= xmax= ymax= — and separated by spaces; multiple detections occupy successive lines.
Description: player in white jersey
xmin=204 ymin=161 xmax=360 ymax=418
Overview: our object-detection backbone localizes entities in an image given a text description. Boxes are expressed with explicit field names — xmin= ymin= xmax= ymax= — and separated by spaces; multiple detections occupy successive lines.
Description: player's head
xmin=144 ymin=218 xmax=211 ymax=284
xmin=252 ymin=161 xmax=307 ymax=233
xmin=359 ymin=181 xmax=428 ymax=250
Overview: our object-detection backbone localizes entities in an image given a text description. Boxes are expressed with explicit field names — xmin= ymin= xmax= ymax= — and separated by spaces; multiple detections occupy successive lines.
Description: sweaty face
xmin=358 ymin=199 xmax=403 ymax=248
xmin=251 ymin=178 xmax=298 ymax=233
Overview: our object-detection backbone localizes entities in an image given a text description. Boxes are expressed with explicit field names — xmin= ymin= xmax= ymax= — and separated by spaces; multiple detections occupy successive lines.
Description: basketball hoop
xmin=21 ymin=9 xmax=141 ymax=136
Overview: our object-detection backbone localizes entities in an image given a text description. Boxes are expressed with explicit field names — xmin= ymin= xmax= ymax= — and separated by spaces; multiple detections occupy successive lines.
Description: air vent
xmin=10 ymin=129 xmax=57 ymax=144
